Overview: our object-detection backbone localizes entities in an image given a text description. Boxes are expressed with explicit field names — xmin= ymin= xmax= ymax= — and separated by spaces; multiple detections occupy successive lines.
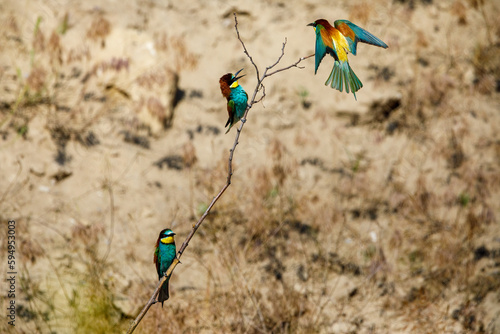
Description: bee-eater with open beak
xmin=219 ymin=69 xmax=248 ymax=133
xmin=307 ymin=19 xmax=388 ymax=99
xmin=154 ymin=228 xmax=176 ymax=307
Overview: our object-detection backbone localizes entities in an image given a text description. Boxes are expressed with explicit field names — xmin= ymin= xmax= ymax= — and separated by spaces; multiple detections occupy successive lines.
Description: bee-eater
xmin=219 ymin=69 xmax=248 ymax=133
xmin=154 ymin=228 xmax=176 ymax=307
xmin=307 ymin=19 xmax=388 ymax=99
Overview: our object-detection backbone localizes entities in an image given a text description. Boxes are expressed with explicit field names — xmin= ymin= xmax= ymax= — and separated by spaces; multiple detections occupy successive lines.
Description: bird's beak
xmin=307 ymin=23 xmax=314 ymax=27
xmin=233 ymin=68 xmax=245 ymax=82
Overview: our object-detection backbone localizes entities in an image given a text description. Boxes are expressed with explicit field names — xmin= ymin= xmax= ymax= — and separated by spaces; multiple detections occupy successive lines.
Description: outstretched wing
xmin=334 ymin=20 xmax=388 ymax=55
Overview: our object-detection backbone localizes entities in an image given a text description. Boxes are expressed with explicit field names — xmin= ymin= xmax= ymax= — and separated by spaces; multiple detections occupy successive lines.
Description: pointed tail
xmin=325 ymin=61 xmax=363 ymax=100
xmin=225 ymin=118 xmax=234 ymax=134
xmin=158 ymin=279 xmax=169 ymax=307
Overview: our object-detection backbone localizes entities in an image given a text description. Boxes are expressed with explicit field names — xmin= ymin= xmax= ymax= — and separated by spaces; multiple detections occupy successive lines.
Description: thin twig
xmin=255 ymin=84 xmax=266 ymax=104
xmin=234 ymin=12 xmax=313 ymax=107
xmin=234 ymin=14 xmax=260 ymax=83
xmin=126 ymin=259 xmax=180 ymax=333
xmin=126 ymin=12 xmax=313 ymax=334
xmin=266 ymin=53 xmax=315 ymax=77
xmin=101 ymin=181 xmax=115 ymax=262
xmin=267 ymin=38 xmax=288 ymax=70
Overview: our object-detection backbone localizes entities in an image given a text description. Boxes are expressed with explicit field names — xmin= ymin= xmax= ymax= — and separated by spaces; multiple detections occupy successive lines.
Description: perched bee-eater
xmin=219 ymin=69 xmax=248 ymax=133
xmin=307 ymin=19 xmax=388 ymax=99
xmin=153 ymin=228 xmax=176 ymax=307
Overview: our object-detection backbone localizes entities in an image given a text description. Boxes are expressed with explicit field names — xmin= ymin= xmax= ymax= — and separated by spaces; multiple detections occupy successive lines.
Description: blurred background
xmin=1 ymin=0 xmax=499 ymax=333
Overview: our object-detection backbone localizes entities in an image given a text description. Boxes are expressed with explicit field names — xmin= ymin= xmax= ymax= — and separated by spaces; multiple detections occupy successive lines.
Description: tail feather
xmin=158 ymin=279 xmax=170 ymax=307
xmin=343 ymin=67 xmax=350 ymax=94
xmin=334 ymin=67 xmax=342 ymax=92
xmin=325 ymin=61 xmax=363 ymax=100
xmin=225 ymin=119 xmax=234 ymax=134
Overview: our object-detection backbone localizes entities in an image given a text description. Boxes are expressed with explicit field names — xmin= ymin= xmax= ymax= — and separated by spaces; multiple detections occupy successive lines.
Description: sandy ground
xmin=1 ymin=0 xmax=500 ymax=333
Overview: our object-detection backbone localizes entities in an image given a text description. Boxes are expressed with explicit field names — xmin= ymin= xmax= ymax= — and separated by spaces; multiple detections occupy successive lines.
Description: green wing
xmin=225 ymin=100 xmax=235 ymax=127
xmin=154 ymin=247 xmax=160 ymax=277
xmin=314 ymin=28 xmax=327 ymax=74
xmin=334 ymin=20 xmax=388 ymax=55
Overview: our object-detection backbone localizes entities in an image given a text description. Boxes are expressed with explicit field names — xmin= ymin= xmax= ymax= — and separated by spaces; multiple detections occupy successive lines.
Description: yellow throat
xmin=160 ymin=236 xmax=175 ymax=244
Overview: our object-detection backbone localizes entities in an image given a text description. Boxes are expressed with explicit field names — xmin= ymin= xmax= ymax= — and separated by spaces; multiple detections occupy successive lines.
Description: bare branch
xmin=234 ymin=13 xmax=260 ymax=83
xmin=126 ymin=12 xmax=313 ymax=334
xmin=255 ymin=84 xmax=266 ymax=104
xmin=267 ymin=38 xmax=288 ymax=70
xmin=126 ymin=259 xmax=180 ymax=334
xmin=126 ymin=182 xmax=230 ymax=334
xmin=266 ymin=53 xmax=315 ymax=77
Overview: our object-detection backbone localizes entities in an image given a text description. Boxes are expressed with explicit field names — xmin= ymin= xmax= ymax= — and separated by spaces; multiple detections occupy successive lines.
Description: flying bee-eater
xmin=154 ymin=228 xmax=176 ymax=307
xmin=307 ymin=19 xmax=388 ymax=99
xmin=219 ymin=69 xmax=248 ymax=133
